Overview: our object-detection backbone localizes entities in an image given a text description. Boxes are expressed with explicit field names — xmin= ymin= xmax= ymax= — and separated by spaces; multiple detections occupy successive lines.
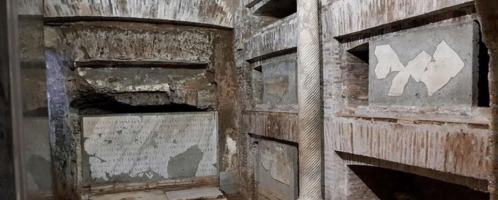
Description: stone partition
xmin=81 ymin=112 xmax=218 ymax=186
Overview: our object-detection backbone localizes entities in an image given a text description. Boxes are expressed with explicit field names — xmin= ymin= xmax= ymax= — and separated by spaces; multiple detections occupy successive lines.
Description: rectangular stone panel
xmin=82 ymin=112 xmax=218 ymax=186
xmin=262 ymin=58 xmax=297 ymax=106
xmin=369 ymin=21 xmax=478 ymax=107
xmin=258 ymin=140 xmax=298 ymax=200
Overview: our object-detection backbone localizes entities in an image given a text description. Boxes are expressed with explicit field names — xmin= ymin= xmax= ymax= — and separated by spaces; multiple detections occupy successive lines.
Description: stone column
xmin=297 ymin=0 xmax=323 ymax=199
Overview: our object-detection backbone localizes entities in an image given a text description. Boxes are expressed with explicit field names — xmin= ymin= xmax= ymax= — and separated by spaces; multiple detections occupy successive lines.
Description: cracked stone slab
xmin=257 ymin=140 xmax=298 ymax=200
xmin=369 ymin=21 xmax=478 ymax=107
xmin=81 ymin=112 xmax=218 ymax=186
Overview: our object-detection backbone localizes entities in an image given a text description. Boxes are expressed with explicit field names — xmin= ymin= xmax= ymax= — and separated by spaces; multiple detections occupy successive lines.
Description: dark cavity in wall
xmin=347 ymin=43 xmax=369 ymax=63
xmin=73 ymin=92 xmax=206 ymax=115
xmin=254 ymin=0 xmax=297 ymax=19
xmin=349 ymin=165 xmax=489 ymax=200
xmin=477 ymin=20 xmax=490 ymax=107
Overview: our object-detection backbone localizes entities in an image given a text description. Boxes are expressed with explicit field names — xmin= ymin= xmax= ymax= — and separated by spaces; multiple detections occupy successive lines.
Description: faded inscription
xmin=374 ymin=41 xmax=464 ymax=96
xmin=82 ymin=112 xmax=218 ymax=185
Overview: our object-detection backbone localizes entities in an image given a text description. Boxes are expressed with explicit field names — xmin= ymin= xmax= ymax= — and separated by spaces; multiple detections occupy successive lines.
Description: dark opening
xmin=347 ymin=43 xmax=370 ymax=63
xmin=349 ymin=165 xmax=489 ymax=200
xmin=254 ymin=0 xmax=297 ymax=19
xmin=477 ymin=21 xmax=490 ymax=107
xmin=342 ymin=43 xmax=370 ymax=107
xmin=72 ymin=92 xmax=207 ymax=115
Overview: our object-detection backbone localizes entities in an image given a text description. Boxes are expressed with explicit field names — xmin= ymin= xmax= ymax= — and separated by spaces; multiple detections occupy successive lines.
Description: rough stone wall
xmin=44 ymin=0 xmax=235 ymax=28
xmin=475 ymin=0 xmax=498 ymax=198
xmin=322 ymin=0 xmax=493 ymax=199
xmin=44 ymin=3 xmax=238 ymax=197
xmin=234 ymin=0 xmax=299 ymax=199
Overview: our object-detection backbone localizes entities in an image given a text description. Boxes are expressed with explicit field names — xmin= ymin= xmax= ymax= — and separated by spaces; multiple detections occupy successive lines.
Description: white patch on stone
xmin=375 ymin=41 xmax=464 ymax=96
xmin=374 ymin=45 xmax=404 ymax=79
xmin=226 ymin=135 xmax=237 ymax=169
xmin=420 ymin=41 xmax=465 ymax=96
xmin=77 ymin=68 xmax=87 ymax=77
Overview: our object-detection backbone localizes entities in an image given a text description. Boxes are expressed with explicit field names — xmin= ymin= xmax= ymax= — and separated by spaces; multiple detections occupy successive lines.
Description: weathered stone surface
xmin=18 ymin=0 xmax=43 ymax=15
xmin=45 ymin=22 xmax=214 ymax=63
xmin=81 ymin=112 xmax=218 ymax=185
xmin=20 ymin=18 xmax=45 ymax=61
xmin=75 ymin=66 xmax=216 ymax=108
xmin=91 ymin=189 xmax=166 ymax=200
xmin=325 ymin=117 xmax=491 ymax=180
xmin=244 ymin=14 xmax=297 ymax=61
xmin=242 ymin=112 xmax=298 ymax=143
xmin=258 ymin=140 xmax=298 ymax=200
xmin=251 ymin=0 xmax=296 ymax=19
xmin=24 ymin=117 xmax=52 ymax=191
xmin=44 ymin=0 xmax=235 ymax=28
xmin=262 ymin=57 xmax=297 ymax=106
xmin=322 ymin=0 xmax=473 ymax=38
xmin=165 ymin=187 xmax=225 ymax=200
xmin=369 ymin=21 xmax=478 ymax=107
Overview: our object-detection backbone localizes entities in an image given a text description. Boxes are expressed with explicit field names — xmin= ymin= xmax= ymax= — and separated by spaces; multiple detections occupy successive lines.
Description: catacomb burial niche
xmin=251 ymin=0 xmax=296 ymax=19
xmin=247 ymin=0 xmax=297 ymax=33
xmin=348 ymin=165 xmax=489 ymax=200
xmin=71 ymin=61 xmax=216 ymax=114
xmin=252 ymin=54 xmax=298 ymax=111
xmin=253 ymin=137 xmax=298 ymax=200
xmin=341 ymin=42 xmax=370 ymax=108
xmin=368 ymin=20 xmax=488 ymax=108
xmin=339 ymin=19 xmax=491 ymax=110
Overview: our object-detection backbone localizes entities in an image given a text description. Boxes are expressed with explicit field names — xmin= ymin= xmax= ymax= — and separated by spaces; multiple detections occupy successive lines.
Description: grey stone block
xmin=262 ymin=58 xmax=298 ymax=106
xmin=257 ymin=140 xmax=298 ymax=200
xmin=369 ymin=21 xmax=478 ymax=107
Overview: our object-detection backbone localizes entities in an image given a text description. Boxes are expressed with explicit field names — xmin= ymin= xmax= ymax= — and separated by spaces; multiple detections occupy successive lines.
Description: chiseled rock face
xmin=81 ymin=112 xmax=218 ymax=185
xmin=369 ymin=21 xmax=478 ymax=107
xmin=44 ymin=0 xmax=235 ymax=28
xmin=45 ymin=23 xmax=214 ymax=63
xmin=45 ymin=22 xmax=223 ymax=109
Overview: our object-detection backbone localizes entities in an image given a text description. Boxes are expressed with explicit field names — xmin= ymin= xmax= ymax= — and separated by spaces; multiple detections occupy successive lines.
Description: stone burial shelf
xmin=81 ymin=112 xmax=218 ymax=186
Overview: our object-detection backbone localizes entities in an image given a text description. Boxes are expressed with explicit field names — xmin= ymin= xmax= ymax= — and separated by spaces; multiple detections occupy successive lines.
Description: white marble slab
xmin=82 ymin=112 xmax=218 ymax=185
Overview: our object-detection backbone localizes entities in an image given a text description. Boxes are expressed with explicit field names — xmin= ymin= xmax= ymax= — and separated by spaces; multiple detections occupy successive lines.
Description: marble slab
xmin=369 ymin=21 xmax=478 ymax=107
xmin=82 ymin=112 xmax=218 ymax=185
xmin=258 ymin=140 xmax=298 ymax=200
xmin=262 ymin=58 xmax=298 ymax=106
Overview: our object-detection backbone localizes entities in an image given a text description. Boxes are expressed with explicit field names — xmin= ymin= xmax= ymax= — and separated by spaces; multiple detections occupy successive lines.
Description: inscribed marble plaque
xmin=82 ymin=112 xmax=218 ymax=185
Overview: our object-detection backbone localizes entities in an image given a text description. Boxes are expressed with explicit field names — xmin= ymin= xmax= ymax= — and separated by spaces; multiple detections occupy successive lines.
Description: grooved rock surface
xmin=44 ymin=0 xmax=235 ymax=28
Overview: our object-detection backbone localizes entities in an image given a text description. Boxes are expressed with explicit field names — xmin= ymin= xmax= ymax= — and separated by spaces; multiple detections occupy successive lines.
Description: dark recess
xmin=349 ymin=165 xmax=489 ymax=200
xmin=254 ymin=0 xmax=297 ymax=19
xmin=477 ymin=21 xmax=490 ymax=107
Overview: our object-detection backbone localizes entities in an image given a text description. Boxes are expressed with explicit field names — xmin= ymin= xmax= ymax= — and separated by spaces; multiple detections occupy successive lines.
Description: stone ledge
xmin=242 ymin=111 xmax=298 ymax=143
xmin=244 ymin=14 xmax=297 ymax=62
xmin=322 ymin=0 xmax=473 ymax=38
xmin=325 ymin=117 xmax=491 ymax=180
